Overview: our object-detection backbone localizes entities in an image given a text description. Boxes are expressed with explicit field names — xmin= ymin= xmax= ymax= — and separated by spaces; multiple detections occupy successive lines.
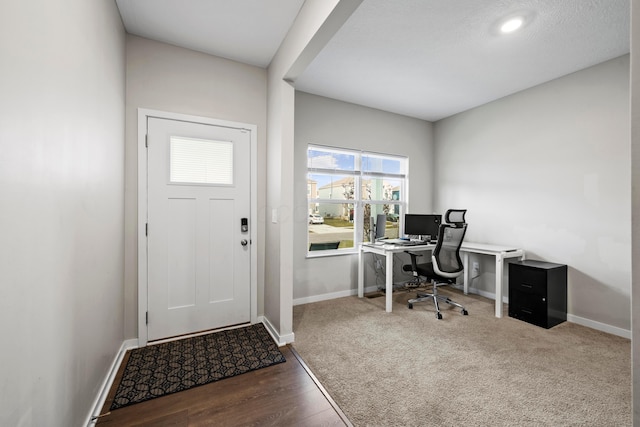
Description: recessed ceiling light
xmin=490 ymin=10 xmax=534 ymax=37
xmin=500 ymin=17 xmax=523 ymax=33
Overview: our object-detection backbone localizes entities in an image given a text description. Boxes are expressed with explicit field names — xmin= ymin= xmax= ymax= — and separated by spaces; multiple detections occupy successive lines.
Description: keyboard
xmin=384 ymin=239 xmax=425 ymax=246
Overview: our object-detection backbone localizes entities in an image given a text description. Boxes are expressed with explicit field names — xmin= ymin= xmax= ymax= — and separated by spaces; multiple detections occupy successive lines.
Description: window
xmin=170 ymin=136 xmax=233 ymax=185
xmin=307 ymin=145 xmax=407 ymax=254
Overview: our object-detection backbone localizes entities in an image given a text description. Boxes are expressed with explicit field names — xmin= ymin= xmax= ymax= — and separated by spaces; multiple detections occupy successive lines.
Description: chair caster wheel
xmin=462 ymin=309 xmax=468 ymax=315
xmin=408 ymin=303 xmax=413 ymax=309
xmin=436 ymin=313 xmax=443 ymax=320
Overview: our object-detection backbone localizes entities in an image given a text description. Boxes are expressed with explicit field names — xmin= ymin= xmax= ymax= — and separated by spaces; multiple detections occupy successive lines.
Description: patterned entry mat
xmin=110 ymin=323 xmax=286 ymax=410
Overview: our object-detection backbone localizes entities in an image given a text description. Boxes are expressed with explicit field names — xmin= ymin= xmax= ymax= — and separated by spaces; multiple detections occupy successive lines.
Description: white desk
xmin=358 ymin=241 xmax=524 ymax=317
xmin=358 ymin=242 xmax=435 ymax=312
xmin=459 ymin=243 xmax=525 ymax=318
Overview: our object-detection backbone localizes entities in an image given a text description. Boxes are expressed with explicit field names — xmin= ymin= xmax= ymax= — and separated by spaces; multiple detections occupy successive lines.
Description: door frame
xmin=137 ymin=108 xmax=258 ymax=346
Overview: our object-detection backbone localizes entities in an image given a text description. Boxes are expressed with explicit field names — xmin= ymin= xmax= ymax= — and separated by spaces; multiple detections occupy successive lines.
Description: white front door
xmin=146 ymin=116 xmax=251 ymax=341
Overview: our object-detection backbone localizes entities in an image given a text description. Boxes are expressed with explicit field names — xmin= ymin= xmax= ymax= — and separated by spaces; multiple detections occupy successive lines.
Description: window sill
xmin=306 ymin=248 xmax=358 ymax=259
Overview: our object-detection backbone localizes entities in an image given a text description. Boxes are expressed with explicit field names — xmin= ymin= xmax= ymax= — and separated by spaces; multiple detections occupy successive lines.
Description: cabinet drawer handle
xmin=521 ymin=283 xmax=533 ymax=288
xmin=521 ymin=309 xmax=533 ymax=314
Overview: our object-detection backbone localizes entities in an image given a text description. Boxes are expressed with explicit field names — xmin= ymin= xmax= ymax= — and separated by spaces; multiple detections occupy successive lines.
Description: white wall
xmin=124 ymin=36 xmax=268 ymax=338
xmin=0 ymin=1 xmax=125 ymax=425
xmin=294 ymin=92 xmax=434 ymax=301
xmin=265 ymin=0 xmax=362 ymax=343
xmin=435 ymin=56 xmax=631 ymax=333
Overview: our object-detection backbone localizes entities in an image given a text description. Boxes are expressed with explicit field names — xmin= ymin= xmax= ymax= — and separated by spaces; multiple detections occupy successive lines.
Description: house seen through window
xmin=307 ymin=145 xmax=407 ymax=254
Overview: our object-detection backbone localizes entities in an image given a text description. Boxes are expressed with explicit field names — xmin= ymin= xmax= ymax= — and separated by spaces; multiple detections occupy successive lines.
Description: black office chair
xmin=402 ymin=209 xmax=468 ymax=319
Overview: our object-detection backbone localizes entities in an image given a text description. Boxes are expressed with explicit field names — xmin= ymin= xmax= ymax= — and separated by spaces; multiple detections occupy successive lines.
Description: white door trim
xmin=137 ymin=108 xmax=258 ymax=346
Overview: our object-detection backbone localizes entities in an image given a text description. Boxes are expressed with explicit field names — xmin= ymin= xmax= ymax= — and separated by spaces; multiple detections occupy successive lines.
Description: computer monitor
xmin=404 ymin=214 xmax=441 ymax=241
xmin=374 ymin=213 xmax=386 ymax=240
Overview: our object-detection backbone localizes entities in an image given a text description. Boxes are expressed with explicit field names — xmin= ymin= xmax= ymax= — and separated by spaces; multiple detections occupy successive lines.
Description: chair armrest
xmin=404 ymin=251 xmax=423 ymax=272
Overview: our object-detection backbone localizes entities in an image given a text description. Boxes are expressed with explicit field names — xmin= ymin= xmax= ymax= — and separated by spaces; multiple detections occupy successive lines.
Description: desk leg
xmin=463 ymin=252 xmax=470 ymax=295
xmin=358 ymin=248 xmax=364 ymax=298
xmin=386 ymin=252 xmax=394 ymax=313
xmin=495 ymin=255 xmax=504 ymax=318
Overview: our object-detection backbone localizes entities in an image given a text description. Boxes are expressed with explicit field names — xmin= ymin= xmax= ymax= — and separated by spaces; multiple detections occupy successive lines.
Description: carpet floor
xmin=292 ymin=289 xmax=631 ymax=426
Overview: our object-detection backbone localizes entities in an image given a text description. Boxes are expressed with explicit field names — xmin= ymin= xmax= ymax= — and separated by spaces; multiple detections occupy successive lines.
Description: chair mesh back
xmin=433 ymin=224 xmax=466 ymax=275
xmin=432 ymin=208 xmax=468 ymax=278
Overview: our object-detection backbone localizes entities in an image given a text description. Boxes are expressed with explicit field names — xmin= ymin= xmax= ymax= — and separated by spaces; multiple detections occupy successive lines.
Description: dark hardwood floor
xmin=95 ymin=345 xmax=351 ymax=427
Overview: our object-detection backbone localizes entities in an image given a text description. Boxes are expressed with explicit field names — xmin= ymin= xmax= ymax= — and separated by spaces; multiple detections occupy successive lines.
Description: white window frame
xmin=307 ymin=144 xmax=408 ymax=256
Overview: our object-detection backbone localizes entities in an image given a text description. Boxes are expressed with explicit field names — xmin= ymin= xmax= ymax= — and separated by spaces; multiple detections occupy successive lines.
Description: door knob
xmin=241 ymin=239 xmax=248 ymax=246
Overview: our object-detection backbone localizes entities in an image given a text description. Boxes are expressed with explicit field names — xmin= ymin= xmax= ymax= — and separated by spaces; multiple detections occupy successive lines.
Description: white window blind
xmin=170 ymin=136 xmax=233 ymax=185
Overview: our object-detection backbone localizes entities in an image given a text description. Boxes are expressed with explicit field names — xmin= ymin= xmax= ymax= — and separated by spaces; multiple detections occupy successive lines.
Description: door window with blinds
xmin=307 ymin=144 xmax=407 ymax=254
xmin=170 ymin=136 xmax=233 ymax=185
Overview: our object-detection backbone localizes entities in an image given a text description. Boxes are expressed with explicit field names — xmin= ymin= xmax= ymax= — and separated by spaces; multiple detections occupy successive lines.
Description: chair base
xmin=407 ymin=284 xmax=468 ymax=319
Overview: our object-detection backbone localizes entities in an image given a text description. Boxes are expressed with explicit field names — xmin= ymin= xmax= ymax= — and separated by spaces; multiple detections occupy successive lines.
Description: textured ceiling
xmin=115 ymin=0 xmax=630 ymax=121
xmin=295 ymin=0 xmax=630 ymax=120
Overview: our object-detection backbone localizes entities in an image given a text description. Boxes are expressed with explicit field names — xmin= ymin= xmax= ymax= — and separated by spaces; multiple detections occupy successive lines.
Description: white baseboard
xmin=567 ymin=314 xmax=630 ymax=339
xmin=85 ymin=338 xmax=138 ymax=426
xmin=450 ymin=284 xmax=630 ymax=339
xmin=293 ymin=286 xmax=379 ymax=306
xmin=261 ymin=316 xmax=295 ymax=346
xmin=295 ymin=284 xmax=631 ymax=340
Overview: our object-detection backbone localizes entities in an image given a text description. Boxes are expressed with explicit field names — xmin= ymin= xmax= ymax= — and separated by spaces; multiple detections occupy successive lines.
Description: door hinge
xmin=146 ymin=311 xmax=148 ymax=325
xmin=145 ymin=223 xmax=148 ymax=236
xmin=145 ymin=134 xmax=149 ymax=148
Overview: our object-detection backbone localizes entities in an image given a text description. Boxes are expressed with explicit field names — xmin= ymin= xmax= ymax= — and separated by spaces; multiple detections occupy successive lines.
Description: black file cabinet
xmin=508 ymin=260 xmax=567 ymax=329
